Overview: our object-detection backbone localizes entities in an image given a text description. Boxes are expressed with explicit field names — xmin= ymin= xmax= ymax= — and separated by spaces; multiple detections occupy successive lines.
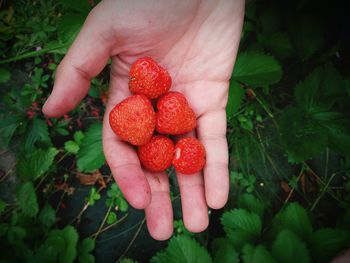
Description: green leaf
xmin=294 ymin=65 xmax=347 ymax=112
xmin=0 ymin=115 xmax=19 ymax=148
xmin=60 ymin=0 xmax=91 ymax=14
xmin=0 ymin=68 xmax=11 ymax=83
xmin=221 ymin=209 xmax=262 ymax=248
xmin=24 ymin=118 xmax=51 ymax=151
xmin=86 ymin=187 xmax=101 ymax=206
xmin=151 ymin=236 xmax=212 ymax=263
xmin=323 ymin=119 xmax=350 ymax=156
xmin=278 ymin=107 xmax=328 ymax=163
xmin=237 ymin=194 xmax=266 ymax=219
xmin=77 ymin=123 xmax=105 ymax=172
xmin=271 ymin=203 xmax=312 ymax=242
xmin=17 ymin=182 xmax=38 ymax=217
xmin=78 ymin=238 xmax=95 ymax=263
xmin=271 ymin=230 xmax=310 ymax=263
xmin=17 ymin=147 xmax=58 ymax=181
xmin=120 ymin=259 xmax=138 ymax=263
xmin=0 ymin=199 xmax=6 ymax=214
xmin=107 ymin=212 xmax=117 ymax=225
xmin=7 ymin=226 xmax=26 ymax=244
xmin=226 ymin=80 xmax=244 ymax=120
xmin=212 ymin=238 xmax=239 ymax=263
xmin=64 ymin=140 xmax=80 ymax=154
xmin=242 ymin=244 xmax=277 ymax=263
xmin=288 ymin=14 xmax=323 ymax=60
xmin=310 ymin=228 xmax=350 ymax=263
xmin=74 ymin=131 xmax=85 ymax=144
xmin=38 ymin=203 xmax=56 ymax=229
xmin=58 ymin=13 xmax=86 ymax=44
xmin=45 ymin=226 xmax=79 ymax=263
xmin=232 ymin=51 xmax=282 ymax=87
xmin=261 ymin=32 xmax=294 ymax=59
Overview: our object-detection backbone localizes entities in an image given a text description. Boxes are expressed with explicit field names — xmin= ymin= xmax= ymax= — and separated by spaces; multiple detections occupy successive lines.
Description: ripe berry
xmin=172 ymin=137 xmax=206 ymax=174
xmin=156 ymin=92 xmax=196 ymax=135
xmin=138 ymin=135 xmax=174 ymax=172
xmin=129 ymin=57 xmax=172 ymax=99
xmin=109 ymin=94 xmax=155 ymax=146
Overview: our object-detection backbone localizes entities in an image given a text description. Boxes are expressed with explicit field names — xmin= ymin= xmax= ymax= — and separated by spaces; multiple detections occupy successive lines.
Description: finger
xmin=103 ymin=77 xmax=151 ymax=209
xmin=177 ymin=171 xmax=209 ymax=233
xmin=43 ymin=2 xmax=114 ymax=117
xmin=197 ymin=109 xmax=229 ymax=209
xmin=175 ymin=131 xmax=209 ymax=233
xmin=145 ymin=172 xmax=173 ymax=240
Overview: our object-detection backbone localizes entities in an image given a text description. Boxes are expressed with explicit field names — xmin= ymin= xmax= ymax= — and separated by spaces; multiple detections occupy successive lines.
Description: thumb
xmin=43 ymin=2 xmax=113 ymax=117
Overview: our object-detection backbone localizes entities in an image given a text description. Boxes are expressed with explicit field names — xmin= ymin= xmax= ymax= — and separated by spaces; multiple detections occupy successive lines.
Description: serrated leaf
xmin=226 ymin=80 xmax=244 ymax=121
xmin=288 ymin=14 xmax=323 ymax=60
xmin=271 ymin=203 xmax=312 ymax=242
xmin=232 ymin=52 xmax=282 ymax=87
xmin=310 ymin=228 xmax=350 ymax=263
xmin=271 ymin=230 xmax=310 ymax=263
xmin=237 ymin=194 xmax=266 ymax=218
xmin=17 ymin=182 xmax=38 ymax=217
xmin=39 ymin=203 xmax=56 ymax=229
xmin=278 ymin=107 xmax=328 ymax=163
xmin=242 ymin=244 xmax=277 ymax=263
xmin=24 ymin=118 xmax=51 ymax=151
xmin=78 ymin=238 xmax=95 ymax=263
xmin=77 ymin=123 xmax=105 ymax=172
xmin=64 ymin=140 xmax=80 ymax=154
xmin=46 ymin=226 xmax=79 ymax=263
xmin=0 ymin=115 xmax=19 ymax=147
xmin=107 ymin=212 xmax=117 ymax=225
xmin=58 ymin=12 xmax=86 ymax=44
xmin=221 ymin=209 xmax=262 ymax=247
xmin=151 ymin=236 xmax=212 ymax=263
xmin=0 ymin=68 xmax=11 ymax=83
xmin=212 ymin=238 xmax=239 ymax=263
xmin=295 ymin=65 xmax=347 ymax=112
xmin=17 ymin=147 xmax=58 ymax=181
xmin=322 ymin=119 xmax=350 ymax=156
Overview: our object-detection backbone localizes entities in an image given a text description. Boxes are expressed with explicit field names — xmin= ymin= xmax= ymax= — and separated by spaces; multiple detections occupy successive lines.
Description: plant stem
xmin=93 ymin=205 xmax=112 ymax=240
xmin=89 ymin=213 xmax=128 ymax=239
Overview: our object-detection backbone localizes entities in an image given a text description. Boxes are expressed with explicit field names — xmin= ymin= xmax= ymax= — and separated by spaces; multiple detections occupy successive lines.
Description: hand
xmin=43 ymin=0 xmax=244 ymax=240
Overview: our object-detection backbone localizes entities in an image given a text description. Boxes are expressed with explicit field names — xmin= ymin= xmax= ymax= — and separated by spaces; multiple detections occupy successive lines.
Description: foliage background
xmin=0 ymin=0 xmax=350 ymax=262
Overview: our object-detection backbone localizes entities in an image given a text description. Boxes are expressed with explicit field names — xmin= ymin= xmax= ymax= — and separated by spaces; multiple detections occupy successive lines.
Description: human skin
xmin=43 ymin=0 xmax=245 ymax=240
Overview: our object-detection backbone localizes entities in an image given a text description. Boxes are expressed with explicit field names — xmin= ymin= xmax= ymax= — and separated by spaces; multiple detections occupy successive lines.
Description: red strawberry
xmin=138 ymin=135 xmax=174 ymax=172
xmin=156 ymin=92 xmax=196 ymax=135
xmin=172 ymin=137 xmax=206 ymax=174
xmin=109 ymin=94 xmax=155 ymax=146
xmin=129 ymin=57 xmax=172 ymax=99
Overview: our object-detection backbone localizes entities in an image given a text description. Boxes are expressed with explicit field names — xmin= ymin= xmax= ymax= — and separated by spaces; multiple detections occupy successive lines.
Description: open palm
xmin=43 ymin=0 xmax=244 ymax=240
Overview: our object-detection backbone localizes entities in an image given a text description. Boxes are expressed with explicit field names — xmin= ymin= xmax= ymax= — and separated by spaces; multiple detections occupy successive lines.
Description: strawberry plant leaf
xmin=17 ymin=147 xmax=58 ymax=181
xmin=295 ymin=65 xmax=347 ymax=112
xmin=64 ymin=140 xmax=80 ymax=154
xmin=17 ymin=182 xmax=38 ymax=218
xmin=221 ymin=208 xmax=262 ymax=248
xmin=58 ymin=12 xmax=86 ymax=45
xmin=60 ymin=0 xmax=91 ymax=14
xmin=78 ymin=238 xmax=95 ymax=263
xmin=24 ymin=118 xmax=51 ymax=151
xmin=212 ymin=238 xmax=239 ymax=263
xmin=232 ymin=51 xmax=282 ymax=87
xmin=323 ymin=119 xmax=350 ymax=156
xmin=0 ymin=115 xmax=19 ymax=148
xmin=107 ymin=212 xmax=117 ymax=225
xmin=242 ymin=244 xmax=277 ymax=263
xmin=38 ymin=203 xmax=56 ymax=229
xmin=226 ymin=80 xmax=244 ymax=121
xmin=0 ymin=68 xmax=11 ymax=83
xmin=288 ymin=14 xmax=323 ymax=60
xmin=260 ymin=32 xmax=294 ymax=59
xmin=237 ymin=194 xmax=266 ymax=219
xmin=271 ymin=203 xmax=312 ymax=243
xmin=310 ymin=228 xmax=350 ymax=263
xmin=77 ymin=122 xmax=105 ymax=172
xmin=271 ymin=230 xmax=310 ymax=263
xmin=151 ymin=235 xmax=212 ymax=263
xmin=278 ymin=107 xmax=328 ymax=163
xmin=74 ymin=131 xmax=85 ymax=144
